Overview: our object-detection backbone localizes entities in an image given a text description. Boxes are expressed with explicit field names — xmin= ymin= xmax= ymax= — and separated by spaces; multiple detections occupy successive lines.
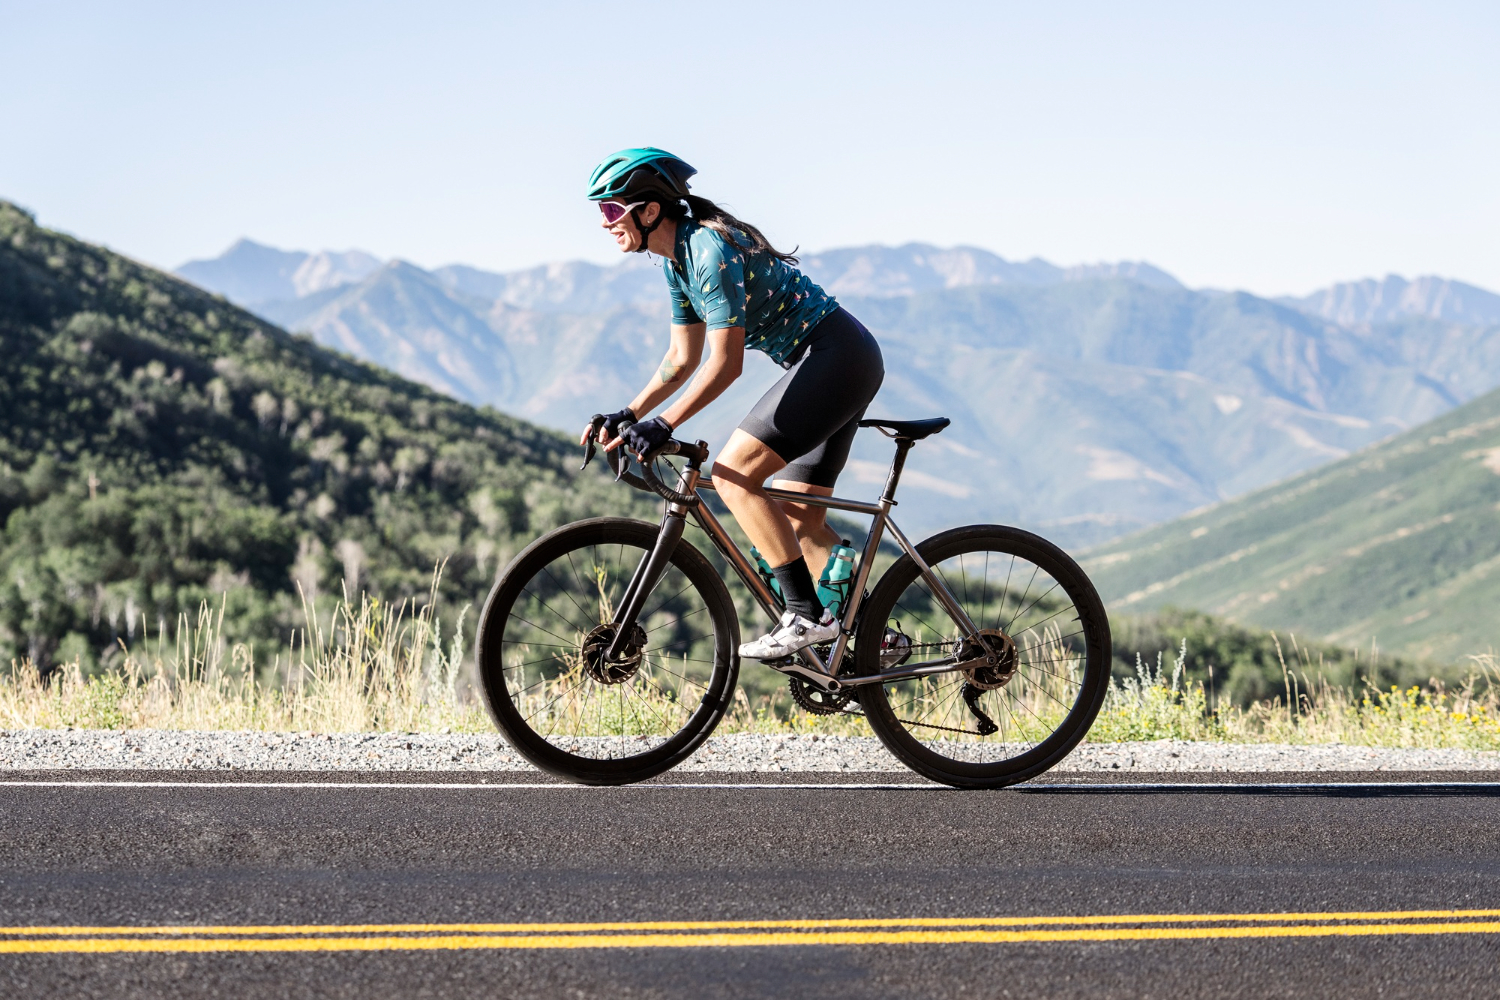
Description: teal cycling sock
xmin=771 ymin=557 xmax=823 ymax=619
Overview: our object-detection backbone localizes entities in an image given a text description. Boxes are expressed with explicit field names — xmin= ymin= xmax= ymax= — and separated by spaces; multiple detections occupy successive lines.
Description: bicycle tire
xmin=854 ymin=524 xmax=1111 ymax=789
xmin=476 ymin=516 xmax=739 ymax=784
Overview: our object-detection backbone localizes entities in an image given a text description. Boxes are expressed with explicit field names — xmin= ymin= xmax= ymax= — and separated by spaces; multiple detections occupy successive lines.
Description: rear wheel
xmin=476 ymin=517 xmax=739 ymax=784
xmin=854 ymin=525 xmax=1111 ymax=788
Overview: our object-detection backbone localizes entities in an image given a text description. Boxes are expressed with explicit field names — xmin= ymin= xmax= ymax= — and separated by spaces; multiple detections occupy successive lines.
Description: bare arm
xmin=602 ymin=326 xmax=745 ymax=450
xmin=624 ymin=322 xmax=705 ymax=420
xmin=588 ymin=322 xmax=705 ymax=448
xmin=659 ymin=325 xmax=744 ymax=429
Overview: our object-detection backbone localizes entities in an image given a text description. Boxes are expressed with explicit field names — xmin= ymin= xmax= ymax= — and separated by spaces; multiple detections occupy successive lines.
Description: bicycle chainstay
xmin=768 ymin=638 xmax=1003 ymax=736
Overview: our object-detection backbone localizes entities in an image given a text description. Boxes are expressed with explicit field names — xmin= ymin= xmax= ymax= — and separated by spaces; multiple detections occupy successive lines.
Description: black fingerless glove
xmin=621 ymin=416 xmax=673 ymax=458
xmin=602 ymin=407 xmax=637 ymax=438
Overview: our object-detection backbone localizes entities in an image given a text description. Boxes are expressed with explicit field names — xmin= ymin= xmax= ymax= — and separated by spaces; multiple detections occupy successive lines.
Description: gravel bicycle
xmin=476 ymin=416 xmax=1111 ymax=788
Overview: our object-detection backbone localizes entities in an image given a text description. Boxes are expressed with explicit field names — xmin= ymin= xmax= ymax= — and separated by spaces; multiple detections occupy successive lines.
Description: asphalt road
xmin=2 ymin=770 xmax=1498 ymax=999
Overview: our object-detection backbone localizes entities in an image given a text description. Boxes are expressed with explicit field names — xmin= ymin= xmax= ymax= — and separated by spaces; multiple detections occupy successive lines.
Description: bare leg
xmin=712 ymin=430 xmax=801 ymax=565
xmin=770 ymin=480 xmax=841 ymax=573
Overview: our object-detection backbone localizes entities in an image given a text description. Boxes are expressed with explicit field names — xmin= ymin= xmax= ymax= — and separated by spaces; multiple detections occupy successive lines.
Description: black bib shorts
xmin=737 ymin=307 xmax=885 ymax=488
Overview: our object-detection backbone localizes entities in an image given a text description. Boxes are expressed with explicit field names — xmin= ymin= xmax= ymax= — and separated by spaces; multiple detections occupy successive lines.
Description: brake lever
xmin=610 ymin=417 xmax=640 ymax=482
xmin=580 ymin=414 xmax=606 ymax=471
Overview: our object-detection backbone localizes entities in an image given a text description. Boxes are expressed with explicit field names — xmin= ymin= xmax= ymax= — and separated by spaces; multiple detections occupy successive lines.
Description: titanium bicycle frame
xmin=605 ymin=434 xmax=995 ymax=695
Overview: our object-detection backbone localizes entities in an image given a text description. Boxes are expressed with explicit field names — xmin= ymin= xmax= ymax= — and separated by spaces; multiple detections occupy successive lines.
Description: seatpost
xmin=881 ymin=439 xmax=914 ymax=504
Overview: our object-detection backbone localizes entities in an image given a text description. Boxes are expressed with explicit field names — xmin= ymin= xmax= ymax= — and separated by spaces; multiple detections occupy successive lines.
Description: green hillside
xmin=0 ymin=202 xmax=630 ymax=673
xmin=1084 ymin=386 xmax=1500 ymax=662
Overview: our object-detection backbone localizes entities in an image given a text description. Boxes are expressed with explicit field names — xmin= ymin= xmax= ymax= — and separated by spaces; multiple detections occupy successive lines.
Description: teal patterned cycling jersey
xmin=664 ymin=219 xmax=838 ymax=365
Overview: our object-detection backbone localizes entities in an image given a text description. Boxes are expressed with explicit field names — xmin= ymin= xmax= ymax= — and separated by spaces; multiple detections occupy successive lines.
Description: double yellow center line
xmin=3 ymin=909 xmax=1499 ymax=954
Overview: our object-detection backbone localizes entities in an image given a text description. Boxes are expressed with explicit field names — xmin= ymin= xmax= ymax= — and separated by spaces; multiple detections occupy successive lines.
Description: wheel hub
xmin=580 ymin=622 xmax=648 ymax=685
xmin=957 ymin=628 xmax=1018 ymax=690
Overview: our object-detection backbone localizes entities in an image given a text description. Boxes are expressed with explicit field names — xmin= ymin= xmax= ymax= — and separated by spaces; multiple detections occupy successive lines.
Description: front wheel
xmin=854 ymin=525 xmax=1111 ymax=788
xmin=476 ymin=517 xmax=740 ymax=784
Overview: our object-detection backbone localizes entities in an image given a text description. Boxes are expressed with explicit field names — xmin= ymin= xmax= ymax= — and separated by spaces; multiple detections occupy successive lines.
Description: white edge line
xmin=0 ymin=779 xmax=1495 ymax=791
xmin=0 ymin=780 xmax=948 ymax=790
xmin=1019 ymin=781 xmax=1500 ymax=791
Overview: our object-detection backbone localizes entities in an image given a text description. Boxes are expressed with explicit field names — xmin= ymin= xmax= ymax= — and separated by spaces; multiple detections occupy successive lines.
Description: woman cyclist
xmin=583 ymin=147 xmax=884 ymax=662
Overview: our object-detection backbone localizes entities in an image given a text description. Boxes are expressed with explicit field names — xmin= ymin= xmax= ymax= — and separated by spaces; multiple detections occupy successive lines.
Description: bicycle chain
xmin=884 ymin=641 xmax=1003 ymax=737
xmin=778 ymin=641 xmax=1001 ymax=734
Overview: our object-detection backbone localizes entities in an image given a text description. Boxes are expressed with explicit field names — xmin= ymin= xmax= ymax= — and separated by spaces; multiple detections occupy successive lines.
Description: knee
xmin=711 ymin=462 xmax=758 ymax=504
xmin=780 ymin=502 xmax=821 ymax=528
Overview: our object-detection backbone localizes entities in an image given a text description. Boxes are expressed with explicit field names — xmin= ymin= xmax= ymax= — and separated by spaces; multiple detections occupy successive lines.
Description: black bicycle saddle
xmin=858 ymin=417 xmax=951 ymax=440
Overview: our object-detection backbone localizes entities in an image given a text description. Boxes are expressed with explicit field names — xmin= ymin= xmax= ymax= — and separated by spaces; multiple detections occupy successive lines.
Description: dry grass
xmin=0 ymin=576 xmax=493 ymax=734
xmin=1093 ymin=640 xmax=1500 ymax=749
xmin=3 ymin=584 xmax=1498 ymax=750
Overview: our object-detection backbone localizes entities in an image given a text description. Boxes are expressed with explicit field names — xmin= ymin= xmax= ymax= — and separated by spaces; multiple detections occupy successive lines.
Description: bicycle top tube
xmin=692 ymin=475 xmax=886 ymax=516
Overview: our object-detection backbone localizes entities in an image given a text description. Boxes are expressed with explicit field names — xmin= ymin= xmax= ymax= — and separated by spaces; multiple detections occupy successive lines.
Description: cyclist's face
xmin=601 ymin=201 xmax=659 ymax=252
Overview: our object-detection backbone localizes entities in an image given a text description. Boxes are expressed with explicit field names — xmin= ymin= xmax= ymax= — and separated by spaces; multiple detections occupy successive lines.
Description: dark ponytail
xmin=659 ymin=195 xmax=800 ymax=265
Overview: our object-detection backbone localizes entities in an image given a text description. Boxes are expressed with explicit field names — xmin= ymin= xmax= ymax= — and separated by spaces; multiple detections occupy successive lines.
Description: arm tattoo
xmin=686 ymin=366 xmax=712 ymax=393
xmin=659 ymin=362 xmax=685 ymax=385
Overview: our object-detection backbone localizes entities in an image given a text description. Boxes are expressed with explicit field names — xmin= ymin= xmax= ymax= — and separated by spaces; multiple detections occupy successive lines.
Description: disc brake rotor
xmin=580 ymin=622 xmax=648 ymax=685
xmin=957 ymin=628 xmax=1018 ymax=690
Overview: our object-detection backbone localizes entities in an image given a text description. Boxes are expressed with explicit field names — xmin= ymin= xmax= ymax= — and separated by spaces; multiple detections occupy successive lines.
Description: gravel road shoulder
xmin=1 ymin=730 xmax=1496 ymax=773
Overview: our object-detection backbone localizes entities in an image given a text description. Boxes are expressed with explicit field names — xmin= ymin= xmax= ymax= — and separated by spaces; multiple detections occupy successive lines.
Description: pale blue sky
xmin=4 ymin=1 xmax=1497 ymax=295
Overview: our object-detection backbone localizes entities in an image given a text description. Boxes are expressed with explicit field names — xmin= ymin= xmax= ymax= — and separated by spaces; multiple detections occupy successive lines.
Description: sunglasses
xmin=598 ymin=200 xmax=643 ymax=225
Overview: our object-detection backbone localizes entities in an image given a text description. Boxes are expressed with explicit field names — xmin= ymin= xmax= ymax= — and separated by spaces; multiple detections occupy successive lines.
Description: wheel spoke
xmin=520 ymin=583 xmax=590 ymax=637
xmin=481 ymin=525 xmax=732 ymax=770
xmin=862 ymin=534 xmax=1106 ymax=779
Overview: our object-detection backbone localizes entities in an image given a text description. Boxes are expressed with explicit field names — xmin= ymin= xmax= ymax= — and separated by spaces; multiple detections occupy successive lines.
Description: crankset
xmin=788 ymin=677 xmax=856 ymax=715
xmin=788 ymin=648 xmax=859 ymax=715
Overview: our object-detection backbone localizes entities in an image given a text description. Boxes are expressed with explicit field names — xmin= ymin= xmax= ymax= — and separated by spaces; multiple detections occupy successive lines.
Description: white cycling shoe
xmin=738 ymin=610 xmax=840 ymax=661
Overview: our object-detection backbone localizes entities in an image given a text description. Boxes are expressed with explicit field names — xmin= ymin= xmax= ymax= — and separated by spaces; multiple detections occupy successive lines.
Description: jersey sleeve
xmin=664 ymin=263 xmax=702 ymax=325
xmin=691 ymin=233 xmax=748 ymax=330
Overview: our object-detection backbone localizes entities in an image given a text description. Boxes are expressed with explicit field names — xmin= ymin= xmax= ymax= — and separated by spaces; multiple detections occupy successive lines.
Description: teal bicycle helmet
xmin=587 ymin=147 xmax=696 ymax=202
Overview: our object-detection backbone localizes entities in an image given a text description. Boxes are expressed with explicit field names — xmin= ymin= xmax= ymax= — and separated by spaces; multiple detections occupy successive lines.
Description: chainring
xmin=580 ymin=622 xmax=648 ymax=685
xmin=957 ymin=628 xmax=1018 ymax=690
xmin=788 ymin=675 xmax=855 ymax=715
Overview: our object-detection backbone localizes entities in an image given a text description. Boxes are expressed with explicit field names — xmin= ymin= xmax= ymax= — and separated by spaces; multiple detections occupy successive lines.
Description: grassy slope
xmin=0 ymin=200 xmax=646 ymax=670
xmin=1084 ymin=386 xmax=1500 ymax=661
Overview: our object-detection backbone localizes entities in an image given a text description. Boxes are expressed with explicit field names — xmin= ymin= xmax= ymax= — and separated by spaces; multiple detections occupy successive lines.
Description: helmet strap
xmin=629 ymin=206 xmax=662 ymax=254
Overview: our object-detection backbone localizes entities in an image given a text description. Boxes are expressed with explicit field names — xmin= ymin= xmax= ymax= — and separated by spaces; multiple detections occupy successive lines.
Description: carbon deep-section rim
xmin=854 ymin=524 xmax=1111 ymax=788
xmin=476 ymin=517 xmax=739 ymax=784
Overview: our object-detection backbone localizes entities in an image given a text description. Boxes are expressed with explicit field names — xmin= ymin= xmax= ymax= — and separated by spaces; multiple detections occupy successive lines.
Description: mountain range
xmin=1282 ymin=275 xmax=1500 ymax=328
xmin=176 ymin=240 xmax=1500 ymax=545
xmin=1083 ymin=383 xmax=1500 ymax=661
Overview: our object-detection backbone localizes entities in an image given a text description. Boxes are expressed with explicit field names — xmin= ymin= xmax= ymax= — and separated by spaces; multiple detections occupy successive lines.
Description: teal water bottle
xmin=817 ymin=541 xmax=858 ymax=617
xmin=749 ymin=546 xmax=783 ymax=602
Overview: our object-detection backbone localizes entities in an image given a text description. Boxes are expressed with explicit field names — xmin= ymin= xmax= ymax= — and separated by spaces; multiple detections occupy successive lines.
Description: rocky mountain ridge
xmin=176 ymin=240 xmax=1500 ymax=545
